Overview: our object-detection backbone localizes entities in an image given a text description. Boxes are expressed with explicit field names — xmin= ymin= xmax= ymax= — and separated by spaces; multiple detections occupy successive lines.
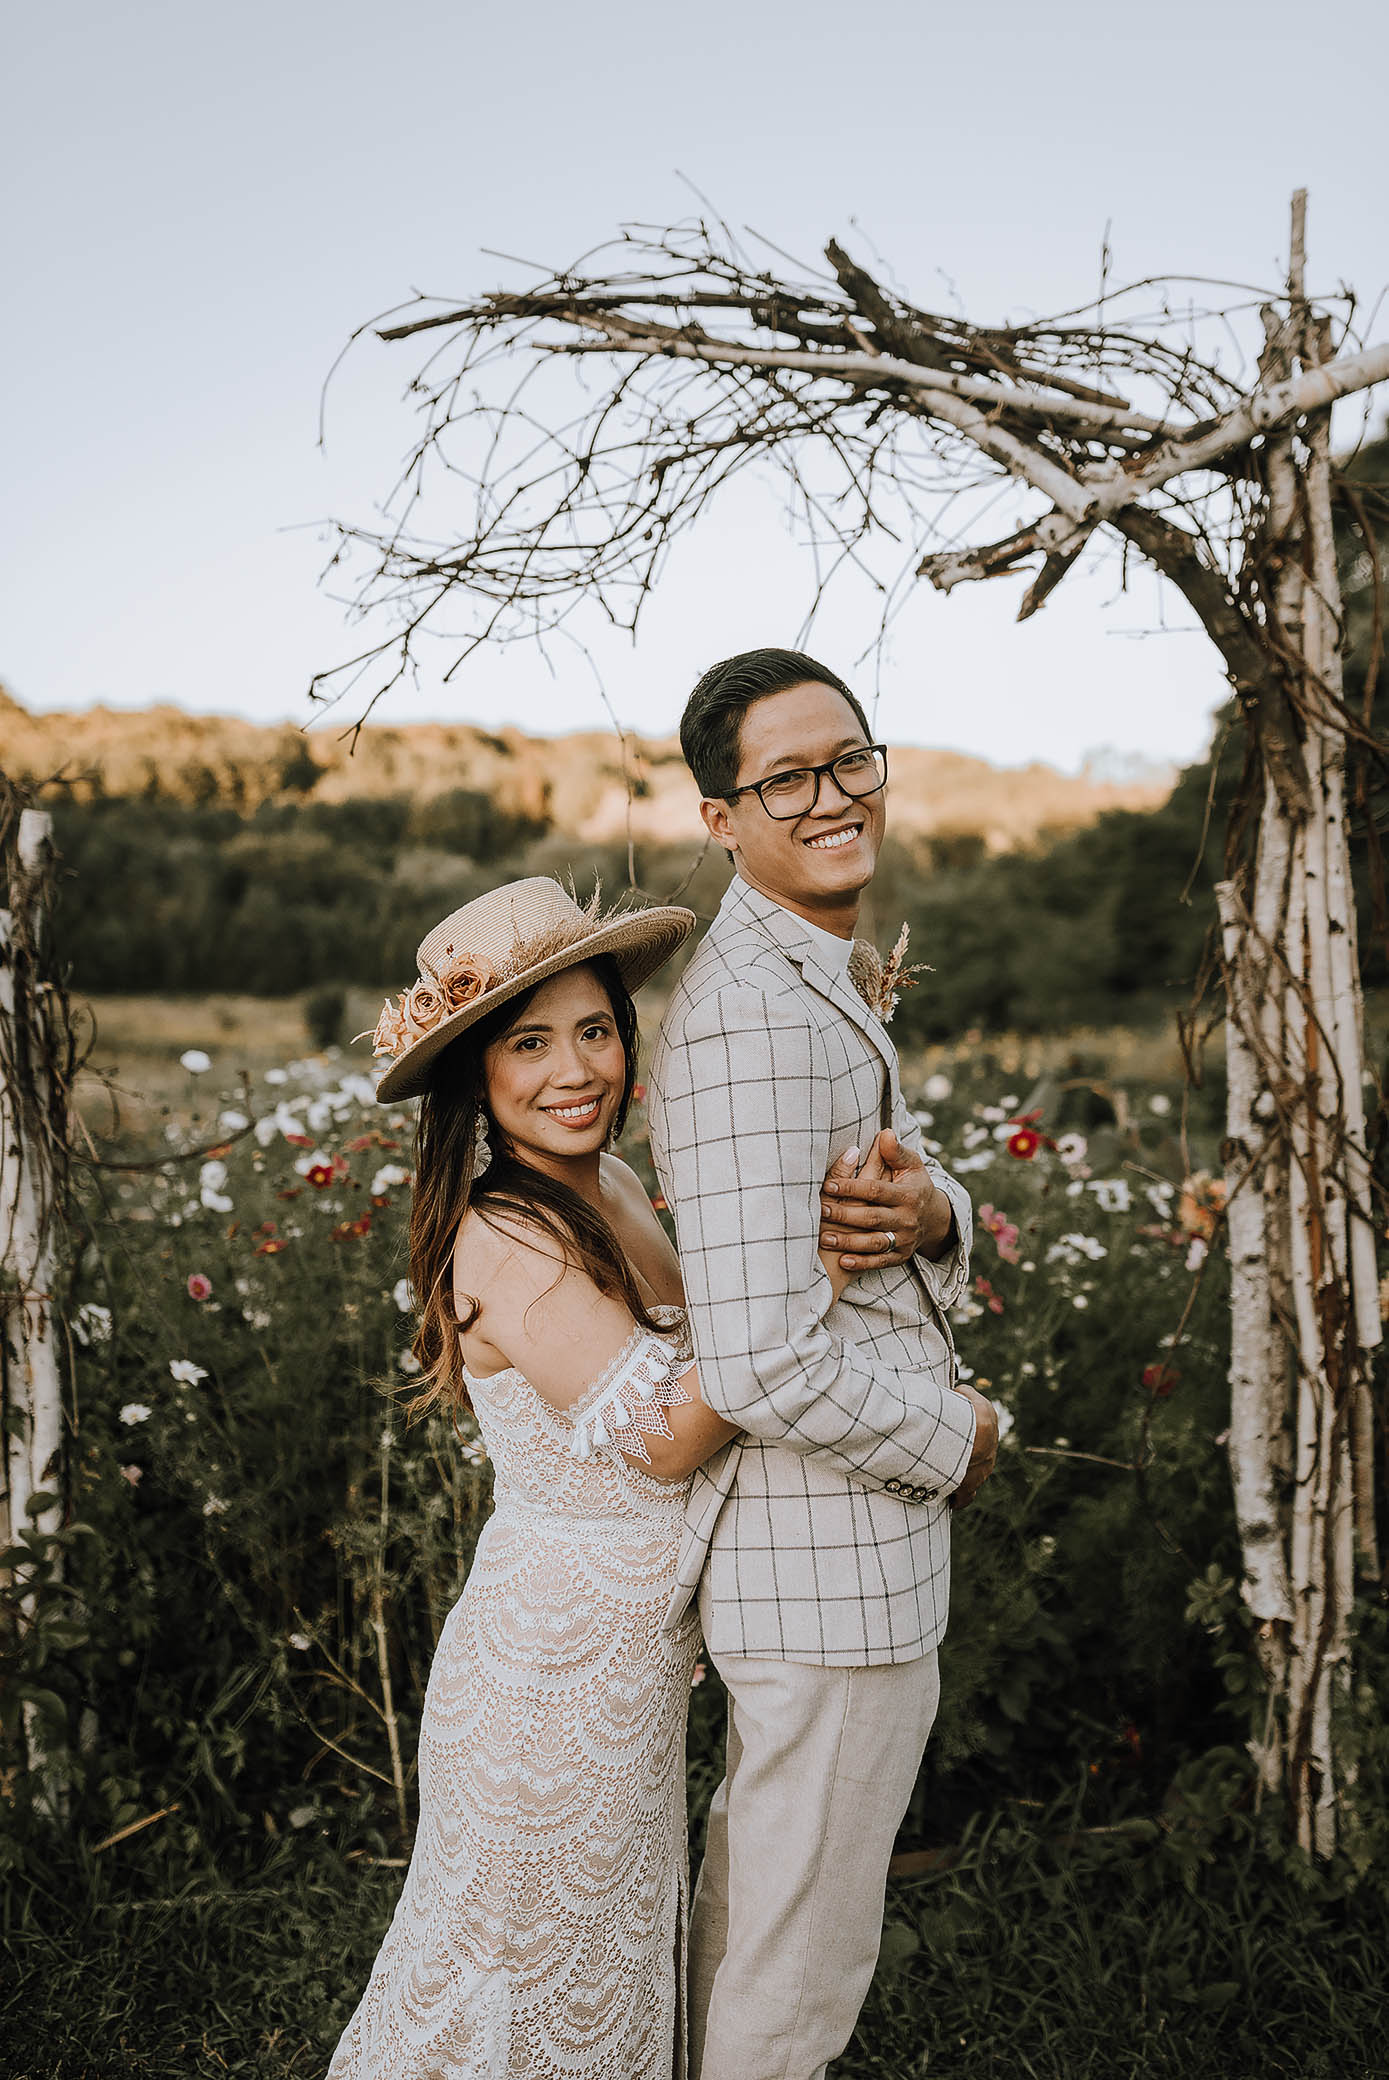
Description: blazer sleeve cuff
xmin=913 ymin=1171 xmax=973 ymax=1311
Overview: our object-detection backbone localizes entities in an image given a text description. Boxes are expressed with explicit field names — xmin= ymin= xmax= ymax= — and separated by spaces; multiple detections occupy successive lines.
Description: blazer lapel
xmin=718 ymin=877 xmax=898 ymax=1090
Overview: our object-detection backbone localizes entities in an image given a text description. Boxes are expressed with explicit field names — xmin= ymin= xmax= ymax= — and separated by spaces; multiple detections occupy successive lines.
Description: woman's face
xmin=482 ymin=963 xmax=627 ymax=1175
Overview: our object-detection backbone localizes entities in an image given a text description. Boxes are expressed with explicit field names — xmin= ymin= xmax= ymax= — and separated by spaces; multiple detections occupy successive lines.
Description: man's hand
xmin=818 ymin=1129 xmax=956 ymax=1271
xmin=949 ymin=1381 xmax=999 ymax=1511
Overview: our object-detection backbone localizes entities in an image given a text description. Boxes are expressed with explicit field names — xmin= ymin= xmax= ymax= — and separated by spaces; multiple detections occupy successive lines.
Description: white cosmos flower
xmin=994 ymin=1403 xmax=1015 ymax=1441
xmin=119 ymin=1402 xmax=152 ymax=1425
xmin=398 ymin=1349 xmax=423 ymax=1376
xmin=393 ymin=1278 xmax=416 ymax=1313
xmin=1051 ymin=1231 xmax=1107 ymax=1263
xmin=1054 ymin=1132 xmax=1089 ymax=1167
xmin=218 ymin=1109 xmax=249 ymax=1132
xmin=371 ymin=1164 xmax=410 ymax=1195
xmin=264 ymin=1067 xmax=288 ymax=1086
xmin=202 ymin=1495 xmax=227 ymax=1517
xmin=179 ymin=1049 xmax=212 ymax=1074
xmin=1148 ymin=1093 xmax=1172 ymax=1116
xmin=169 ymin=1358 xmax=208 ymax=1386
xmin=1088 ymin=1177 xmax=1132 ymax=1214
xmin=923 ymin=1074 xmax=952 ymax=1102
xmin=289 ymin=1632 xmax=311 ymax=1652
xmin=199 ymin=1160 xmax=228 ymax=1192
xmin=74 ymin=1302 xmax=113 ymax=1346
xmin=201 ymin=1188 xmax=234 ymax=1213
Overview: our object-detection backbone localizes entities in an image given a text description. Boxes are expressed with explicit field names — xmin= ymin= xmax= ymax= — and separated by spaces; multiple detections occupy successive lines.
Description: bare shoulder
xmin=453 ymin=1199 xmax=569 ymax=1303
xmin=599 ymin=1152 xmax=655 ymax=1215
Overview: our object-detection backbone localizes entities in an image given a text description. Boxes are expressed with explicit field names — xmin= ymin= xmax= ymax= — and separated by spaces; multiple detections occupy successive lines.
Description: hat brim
xmin=373 ymin=905 xmax=696 ymax=1103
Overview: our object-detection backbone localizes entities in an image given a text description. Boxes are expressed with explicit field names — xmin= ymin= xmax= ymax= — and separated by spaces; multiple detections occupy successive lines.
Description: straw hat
xmin=370 ymin=877 xmax=695 ymax=1102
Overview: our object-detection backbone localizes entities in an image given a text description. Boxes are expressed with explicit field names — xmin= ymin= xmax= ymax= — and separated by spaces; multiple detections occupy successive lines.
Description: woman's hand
xmin=816 ymin=1143 xmax=886 ymax=1300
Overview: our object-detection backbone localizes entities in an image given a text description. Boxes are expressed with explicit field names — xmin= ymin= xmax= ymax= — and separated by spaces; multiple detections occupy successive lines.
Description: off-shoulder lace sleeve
xmin=567 ymin=1319 xmax=694 ymax=1466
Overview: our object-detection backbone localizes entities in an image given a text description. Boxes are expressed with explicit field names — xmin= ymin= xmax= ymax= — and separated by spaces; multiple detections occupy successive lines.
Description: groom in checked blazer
xmin=649 ymin=649 xmax=998 ymax=2080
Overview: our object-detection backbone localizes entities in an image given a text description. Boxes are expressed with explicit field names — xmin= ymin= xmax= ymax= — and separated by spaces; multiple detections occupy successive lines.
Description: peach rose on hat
xmin=439 ymin=957 xmax=494 ymax=1014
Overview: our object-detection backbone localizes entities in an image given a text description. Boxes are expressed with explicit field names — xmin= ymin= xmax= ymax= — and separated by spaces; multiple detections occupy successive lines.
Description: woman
xmin=328 ymin=878 xmax=857 ymax=2080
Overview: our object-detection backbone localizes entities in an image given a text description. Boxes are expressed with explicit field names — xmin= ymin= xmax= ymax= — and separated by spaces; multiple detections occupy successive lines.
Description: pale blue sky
xmin=6 ymin=0 xmax=1386 ymax=771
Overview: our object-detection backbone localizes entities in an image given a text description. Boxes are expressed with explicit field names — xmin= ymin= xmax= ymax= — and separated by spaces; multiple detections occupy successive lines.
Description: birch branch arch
xmin=325 ymin=195 xmax=1389 ymax=1854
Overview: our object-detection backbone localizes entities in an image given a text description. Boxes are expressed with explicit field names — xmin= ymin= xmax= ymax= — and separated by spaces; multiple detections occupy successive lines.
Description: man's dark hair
xmin=679 ymin=648 xmax=872 ymax=799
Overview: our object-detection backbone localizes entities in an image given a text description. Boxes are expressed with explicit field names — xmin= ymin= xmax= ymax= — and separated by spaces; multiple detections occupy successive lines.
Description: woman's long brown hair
xmin=404 ymin=955 xmax=664 ymax=1419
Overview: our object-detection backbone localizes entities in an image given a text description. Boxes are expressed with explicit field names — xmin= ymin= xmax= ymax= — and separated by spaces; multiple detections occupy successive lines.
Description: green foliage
xmin=304 ymin=985 xmax=346 ymax=1050
xmin=8 ymin=1039 xmax=1389 ymax=2068
xmin=853 ymin=1801 xmax=1389 ymax=2079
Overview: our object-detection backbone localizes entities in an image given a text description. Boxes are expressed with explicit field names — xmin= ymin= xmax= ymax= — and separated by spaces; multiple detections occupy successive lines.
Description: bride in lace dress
xmin=328 ymin=880 xmax=854 ymax=2080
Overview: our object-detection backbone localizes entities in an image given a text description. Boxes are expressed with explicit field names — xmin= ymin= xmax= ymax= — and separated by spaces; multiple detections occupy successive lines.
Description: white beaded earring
xmin=474 ymin=1111 xmax=493 ymax=1173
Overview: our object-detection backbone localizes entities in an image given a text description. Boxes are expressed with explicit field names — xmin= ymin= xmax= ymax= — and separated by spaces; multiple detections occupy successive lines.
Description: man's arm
xmin=649 ymin=984 xmax=977 ymax=1499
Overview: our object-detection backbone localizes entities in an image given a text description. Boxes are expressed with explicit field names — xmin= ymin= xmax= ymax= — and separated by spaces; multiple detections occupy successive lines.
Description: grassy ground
xmin=6 ymin=1829 xmax=1385 ymax=2080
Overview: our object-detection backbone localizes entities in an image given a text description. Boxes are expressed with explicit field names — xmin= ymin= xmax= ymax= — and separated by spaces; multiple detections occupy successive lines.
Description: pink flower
xmin=977 ymin=1205 xmax=1021 ymax=1264
xmin=120 ymin=1464 xmax=143 ymax=1487
xmin=186 ymin=1273 xmax=213 ymax=1302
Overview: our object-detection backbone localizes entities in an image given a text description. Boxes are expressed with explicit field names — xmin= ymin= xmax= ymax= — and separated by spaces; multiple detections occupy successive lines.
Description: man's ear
xmin=700 ymin=797 xmax=737 ymax=856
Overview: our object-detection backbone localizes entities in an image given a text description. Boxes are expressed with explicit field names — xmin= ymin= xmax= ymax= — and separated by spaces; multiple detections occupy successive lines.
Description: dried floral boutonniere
xmin=848 ymin=922 xmax=927 ymax=1025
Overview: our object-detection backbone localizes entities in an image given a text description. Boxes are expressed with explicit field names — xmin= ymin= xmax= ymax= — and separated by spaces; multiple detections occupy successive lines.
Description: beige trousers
xmin=689 ymin=1614 xmax=940 ymax=2080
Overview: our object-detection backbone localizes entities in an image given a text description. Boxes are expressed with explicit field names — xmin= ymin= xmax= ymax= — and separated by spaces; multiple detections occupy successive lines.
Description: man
xmin=648 ymin=648 xmax=998 ymax=2080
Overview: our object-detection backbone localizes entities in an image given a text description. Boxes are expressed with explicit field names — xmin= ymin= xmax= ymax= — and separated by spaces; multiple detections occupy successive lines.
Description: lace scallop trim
xmin=567 ymin=1318 xmax=693 ymax=1466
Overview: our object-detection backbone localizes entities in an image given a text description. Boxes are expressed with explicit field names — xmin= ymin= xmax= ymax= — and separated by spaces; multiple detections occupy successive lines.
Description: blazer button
xmin=885 ymin=1478 xmax=902 ymax=1493
xmin=922 ymin=1488 xmax=937 ymax=1502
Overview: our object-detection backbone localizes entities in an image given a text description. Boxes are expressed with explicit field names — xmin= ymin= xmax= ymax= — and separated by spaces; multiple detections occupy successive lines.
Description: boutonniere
xmin=848 ymin=922 xmax=927 ymax=1025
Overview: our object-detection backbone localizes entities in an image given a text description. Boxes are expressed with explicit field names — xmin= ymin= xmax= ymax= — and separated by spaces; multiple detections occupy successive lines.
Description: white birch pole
xmin=0 ymin=803 xmax=69 ymax=1798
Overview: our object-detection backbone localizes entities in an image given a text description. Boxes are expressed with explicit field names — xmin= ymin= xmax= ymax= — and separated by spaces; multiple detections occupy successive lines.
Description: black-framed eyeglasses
xmin=724 ymin=744 xmax=889 ymax=822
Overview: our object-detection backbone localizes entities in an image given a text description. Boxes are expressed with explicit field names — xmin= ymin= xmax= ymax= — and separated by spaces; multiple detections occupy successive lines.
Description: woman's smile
xmin=540 ymin=1095 xmax=604 ymax=1128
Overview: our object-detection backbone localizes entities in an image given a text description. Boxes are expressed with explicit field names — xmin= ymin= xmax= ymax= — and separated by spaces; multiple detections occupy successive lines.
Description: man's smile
xmin=803 ymin=819 xmax=864 ymax=852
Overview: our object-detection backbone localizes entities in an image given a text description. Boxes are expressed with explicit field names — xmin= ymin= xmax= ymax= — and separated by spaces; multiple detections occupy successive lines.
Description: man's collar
xmin=717 ymin=874 xmax=823 ymax=962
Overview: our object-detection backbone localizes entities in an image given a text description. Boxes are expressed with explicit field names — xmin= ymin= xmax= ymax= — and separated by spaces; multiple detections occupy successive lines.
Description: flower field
xmin=8 ymin=1030 xmax=1389 ymax=2077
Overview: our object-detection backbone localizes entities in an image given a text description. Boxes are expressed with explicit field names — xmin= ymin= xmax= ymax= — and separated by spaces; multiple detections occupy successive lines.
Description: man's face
xmin=700 ymin=682 xmax=885 ymax=919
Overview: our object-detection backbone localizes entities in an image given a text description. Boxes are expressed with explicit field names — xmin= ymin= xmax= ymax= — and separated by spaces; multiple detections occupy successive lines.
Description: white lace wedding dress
xmin=327 ymin=1309 xmax=699 ymax=2080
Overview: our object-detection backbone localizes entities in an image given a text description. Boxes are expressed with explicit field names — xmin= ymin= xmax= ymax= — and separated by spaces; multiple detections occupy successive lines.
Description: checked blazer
xmin=648 ymin=875 xmax=977 ymax=1666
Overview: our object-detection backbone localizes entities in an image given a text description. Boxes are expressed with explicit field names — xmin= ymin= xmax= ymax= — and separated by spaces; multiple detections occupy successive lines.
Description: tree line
xmin=51 ymin=717 xmax=1326 ymax=1037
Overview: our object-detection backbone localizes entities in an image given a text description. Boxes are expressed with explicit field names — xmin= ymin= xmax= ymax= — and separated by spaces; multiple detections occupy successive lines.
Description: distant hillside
xmin=3 ymin=690 xmax=1173 ymax=851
